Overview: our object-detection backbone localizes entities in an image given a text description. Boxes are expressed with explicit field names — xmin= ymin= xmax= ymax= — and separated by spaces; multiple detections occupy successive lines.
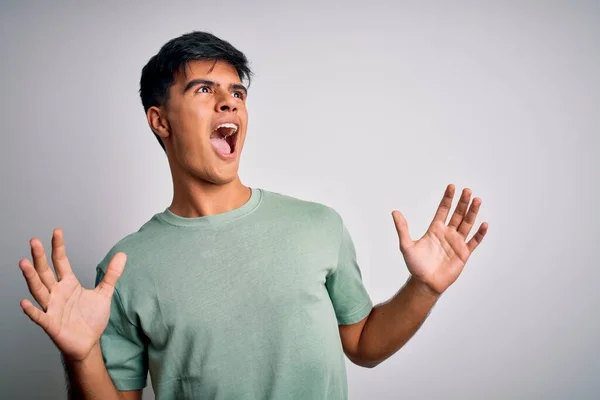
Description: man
xmin=18 ymin=31 xmax=488 ymax=400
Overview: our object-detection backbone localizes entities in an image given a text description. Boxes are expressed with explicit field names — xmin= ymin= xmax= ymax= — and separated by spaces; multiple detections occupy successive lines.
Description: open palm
xmin=392 ymin=184 xmax=488 ymax=295
xmin=19 ymin=229 xmax=126 ymax=361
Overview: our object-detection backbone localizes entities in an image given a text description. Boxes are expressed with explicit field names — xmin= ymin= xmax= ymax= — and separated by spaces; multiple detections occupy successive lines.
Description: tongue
xmin=210 ymin=137 xmax=232 ymax=154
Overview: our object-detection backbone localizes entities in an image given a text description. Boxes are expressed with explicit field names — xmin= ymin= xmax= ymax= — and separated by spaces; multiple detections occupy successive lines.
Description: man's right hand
xmin=19 ymin=228 xmax=126 ymax=363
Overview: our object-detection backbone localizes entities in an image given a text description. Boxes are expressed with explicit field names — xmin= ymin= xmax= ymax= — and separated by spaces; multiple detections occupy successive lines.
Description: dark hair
xmin=139 ymin=31 xmax=252 ymax=151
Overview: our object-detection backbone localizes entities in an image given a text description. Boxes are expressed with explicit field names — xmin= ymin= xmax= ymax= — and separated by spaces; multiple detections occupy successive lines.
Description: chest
xmin=135 ymin=222 xmax=340 ymax=347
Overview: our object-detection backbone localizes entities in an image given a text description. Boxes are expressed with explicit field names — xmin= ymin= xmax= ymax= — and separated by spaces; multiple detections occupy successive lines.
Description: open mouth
xmin=210 ymin=122 xmax=238 ymax=156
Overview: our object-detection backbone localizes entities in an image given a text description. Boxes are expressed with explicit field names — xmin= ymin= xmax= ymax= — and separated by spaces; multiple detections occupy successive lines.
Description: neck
xmin=169 ymin=175 xmax=251 ymax=218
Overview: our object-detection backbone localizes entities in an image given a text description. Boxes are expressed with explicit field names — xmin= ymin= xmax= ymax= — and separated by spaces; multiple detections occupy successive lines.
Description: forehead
xmin=174 ymin=59 xmax=242 ymax=86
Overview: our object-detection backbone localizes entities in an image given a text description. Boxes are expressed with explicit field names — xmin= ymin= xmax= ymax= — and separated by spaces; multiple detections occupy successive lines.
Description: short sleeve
xmin=325 ymin=221 xmax=373 ymax=325
xmin=95 ymin=267 xmax=148 ymax=391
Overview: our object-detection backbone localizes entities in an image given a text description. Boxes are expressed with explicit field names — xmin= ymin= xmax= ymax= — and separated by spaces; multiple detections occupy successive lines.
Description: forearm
xmin=357 ymin=276 xmax=439 ymax=366
xmin=63 ymin=343 xmax=122 ymax=400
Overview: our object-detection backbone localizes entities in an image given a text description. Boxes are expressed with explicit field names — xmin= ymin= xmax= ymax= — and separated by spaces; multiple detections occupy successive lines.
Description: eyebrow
xmin=183 ymin=79 xmax=248 ymax=96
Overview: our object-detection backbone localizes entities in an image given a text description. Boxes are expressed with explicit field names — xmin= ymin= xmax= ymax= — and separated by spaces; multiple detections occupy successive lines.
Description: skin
xmin=148 ymin=60 xmax=252 ymax=217
xmin=339 ymin=184 xmax=488 ymax=367
xmin=19 ymin=59 xmax=488 ymax=398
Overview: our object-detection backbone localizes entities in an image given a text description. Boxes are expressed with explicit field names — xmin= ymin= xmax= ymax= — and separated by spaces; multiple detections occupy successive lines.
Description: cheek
xmin=171 ymin=108 xmax=210 ymax=143
xmin=238 ymin=109 xmax=249 ymax=130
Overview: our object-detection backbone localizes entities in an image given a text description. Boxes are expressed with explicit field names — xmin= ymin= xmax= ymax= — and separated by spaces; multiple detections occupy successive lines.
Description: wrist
xmin=62 ymin=342 xmax=102 ymax=369
xmin=407 ymin=275 xmax=442 ymax=299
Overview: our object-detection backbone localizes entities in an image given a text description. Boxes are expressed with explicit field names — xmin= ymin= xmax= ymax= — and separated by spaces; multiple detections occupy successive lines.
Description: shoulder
xmin=94 ymin=217 xmax=166 ymax=323
xmin=95 ymin=214 xmax=166 ymax=282
xmin=259 ymin=189 xmax=344 ymax=229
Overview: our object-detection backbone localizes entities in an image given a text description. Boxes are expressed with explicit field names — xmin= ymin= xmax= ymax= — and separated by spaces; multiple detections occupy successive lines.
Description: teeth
xmin=216 ymin=123 xmax=238 ymax=138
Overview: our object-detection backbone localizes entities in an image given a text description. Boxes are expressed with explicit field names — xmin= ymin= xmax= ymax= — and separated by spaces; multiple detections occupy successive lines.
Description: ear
xmin=147 ymin=106 xmax=171 ymax=141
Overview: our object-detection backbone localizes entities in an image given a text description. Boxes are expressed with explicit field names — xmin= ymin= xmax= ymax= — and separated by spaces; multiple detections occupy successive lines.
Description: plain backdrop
xmin=1 ymin=1 xmax=598 ymax=399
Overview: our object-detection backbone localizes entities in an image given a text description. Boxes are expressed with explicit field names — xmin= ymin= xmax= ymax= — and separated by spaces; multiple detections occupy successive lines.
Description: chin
xmin=210 ymin=175 xmax=238 ymax=186
xmin=200 ymin=167 xmax=240 ymax=186
xmin=177 ymin=152 xmax=238 ymax=184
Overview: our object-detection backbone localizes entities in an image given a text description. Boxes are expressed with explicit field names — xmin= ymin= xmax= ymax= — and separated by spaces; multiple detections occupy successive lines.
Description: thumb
xmin=95 ymin=252 xmax=126 ymax=298
xmin=392 ymin=210 xmax=413 ymax=251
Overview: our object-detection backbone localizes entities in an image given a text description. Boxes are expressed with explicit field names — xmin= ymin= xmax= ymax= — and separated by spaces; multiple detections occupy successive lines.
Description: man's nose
xmin=215 ymin=93 xmax=237 ymax=112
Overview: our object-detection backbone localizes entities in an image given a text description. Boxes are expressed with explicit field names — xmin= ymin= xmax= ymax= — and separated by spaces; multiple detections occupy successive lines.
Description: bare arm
xmin=62 ymin=344 xmax=142 ymax=400
xmin=340 ymin=184 xmax=488 ymax=367
xmin=340 ymin=276 xmax=438 ymax=367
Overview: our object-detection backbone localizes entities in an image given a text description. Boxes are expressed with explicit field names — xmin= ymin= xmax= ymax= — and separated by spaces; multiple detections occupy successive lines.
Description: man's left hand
xmin=392 ymin=184 xmax=488 ymax=295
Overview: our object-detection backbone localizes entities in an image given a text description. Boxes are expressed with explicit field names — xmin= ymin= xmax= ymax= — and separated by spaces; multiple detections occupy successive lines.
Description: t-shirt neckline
xmin=158 ymin=187 xmax=262 ymax=228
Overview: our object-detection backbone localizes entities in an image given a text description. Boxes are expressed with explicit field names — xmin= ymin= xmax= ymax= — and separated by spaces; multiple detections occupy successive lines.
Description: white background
xmin=1 ymin=1 xmax=598 ymax=398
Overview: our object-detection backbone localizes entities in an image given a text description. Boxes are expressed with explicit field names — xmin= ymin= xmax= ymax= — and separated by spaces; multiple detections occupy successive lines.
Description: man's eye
xmin=197 ymin=86 xmax=211 ymax=93
xmin=233 ymin=91 xmax=244 ymax=99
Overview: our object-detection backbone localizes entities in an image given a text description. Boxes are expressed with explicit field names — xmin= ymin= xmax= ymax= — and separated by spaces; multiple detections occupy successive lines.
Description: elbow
xmin=360 ymin=360 xmax=381 ymax=368
xmin=348 ymin=354 xmax=382 ymax=369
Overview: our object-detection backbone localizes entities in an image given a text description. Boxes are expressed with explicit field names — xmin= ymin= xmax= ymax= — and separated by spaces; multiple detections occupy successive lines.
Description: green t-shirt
xmin=96 ymin=188 xmax=373 ymax=400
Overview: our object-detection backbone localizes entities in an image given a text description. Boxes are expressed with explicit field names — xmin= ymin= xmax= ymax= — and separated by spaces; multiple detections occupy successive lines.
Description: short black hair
xmin=139 ymin=31 xmax=252 ymax=151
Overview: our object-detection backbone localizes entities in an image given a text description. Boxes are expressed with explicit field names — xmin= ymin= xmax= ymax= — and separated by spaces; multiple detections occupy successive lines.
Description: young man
xmin=19 ymin=31 xmax=488 ymax=400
